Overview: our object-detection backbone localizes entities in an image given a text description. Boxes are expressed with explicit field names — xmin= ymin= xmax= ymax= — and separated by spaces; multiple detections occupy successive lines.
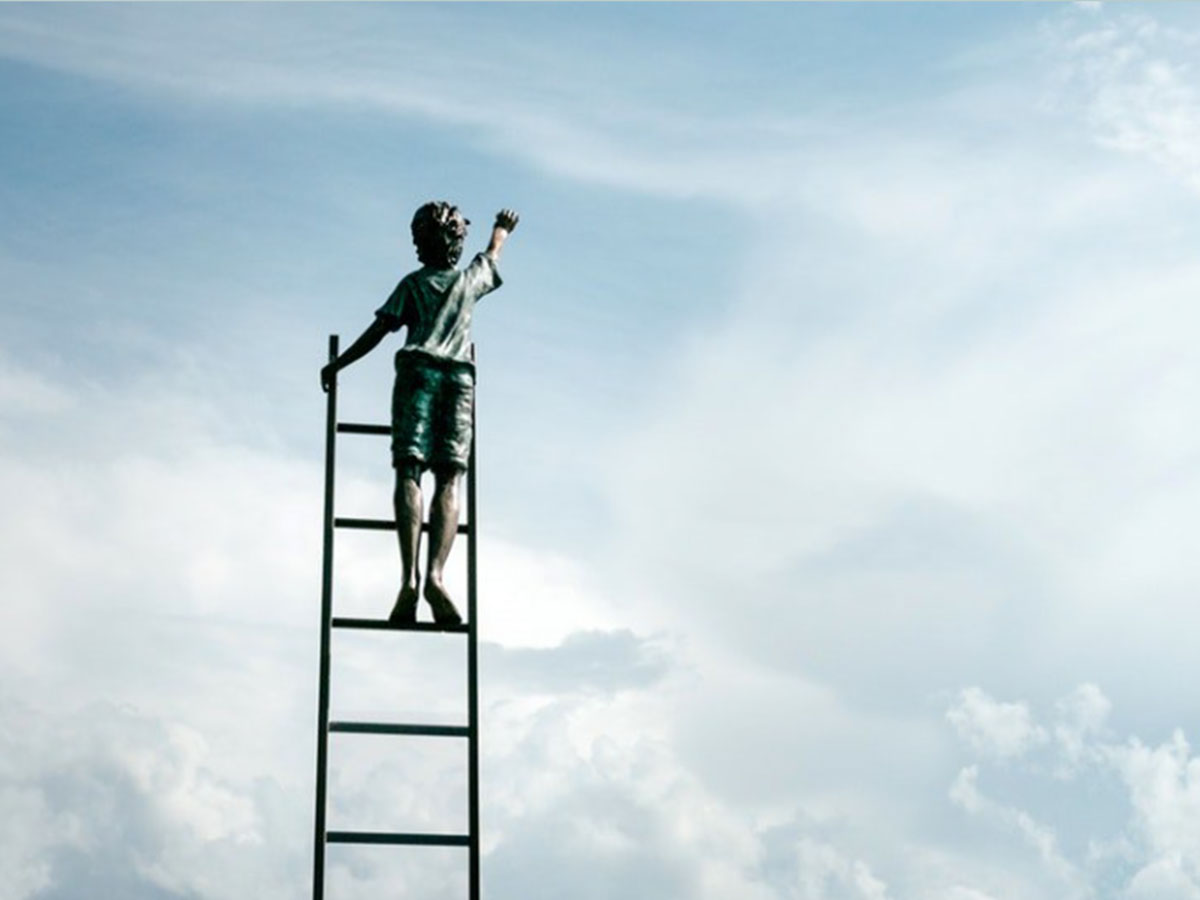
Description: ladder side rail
xmin=312 ymin=334 xmax=339 ymax=900
xmin=467 ymin=346 xmax=481 ymax=900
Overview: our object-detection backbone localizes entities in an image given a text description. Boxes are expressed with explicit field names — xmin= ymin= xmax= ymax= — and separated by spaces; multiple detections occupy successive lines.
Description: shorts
xmin=391 ymin=349 xmax=475 ymax=473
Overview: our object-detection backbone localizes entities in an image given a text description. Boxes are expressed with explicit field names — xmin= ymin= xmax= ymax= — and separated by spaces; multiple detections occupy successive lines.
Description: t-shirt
xmin=375 ymin=252 xmax=502 ymax=363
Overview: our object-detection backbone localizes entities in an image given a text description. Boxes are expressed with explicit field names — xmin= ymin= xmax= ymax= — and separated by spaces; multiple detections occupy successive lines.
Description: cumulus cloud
xmin=0 ymin=342 xmax=699 ymax=898
xmin=946 ymin=688 xmax=1047 ymax=761
xmin=484 ymin=682 xmax=903 ymax=900
xmin=947 ymin=684 xmax=1200 ymax=899
xmin=0 ymin=697 xmax=307 ymax=900
xmin=1109 ymin=730 xmax=1200 ymax=893
xmin=1 ymin=342 xmax=855 ymax=900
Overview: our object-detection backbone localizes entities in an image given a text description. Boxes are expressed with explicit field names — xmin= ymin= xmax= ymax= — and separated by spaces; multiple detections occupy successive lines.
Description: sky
xmin=3 ymin=2 xmax=1200 ymax=898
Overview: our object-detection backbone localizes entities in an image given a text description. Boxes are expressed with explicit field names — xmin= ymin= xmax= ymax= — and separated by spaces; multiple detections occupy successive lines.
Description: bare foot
xmin=423 ymin=577 xmax=462 ymax=626
xmin=388 ymin=584 xmax=418 ymax=624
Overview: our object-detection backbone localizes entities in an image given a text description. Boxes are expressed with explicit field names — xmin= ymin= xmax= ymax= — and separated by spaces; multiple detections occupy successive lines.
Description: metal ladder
xmin=312 ymin=334 xmax=481 ymax=900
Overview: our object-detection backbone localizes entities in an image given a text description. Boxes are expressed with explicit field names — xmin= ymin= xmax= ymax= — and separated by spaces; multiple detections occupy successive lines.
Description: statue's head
xmin=411 ymin=201 xmax=469 ymax=269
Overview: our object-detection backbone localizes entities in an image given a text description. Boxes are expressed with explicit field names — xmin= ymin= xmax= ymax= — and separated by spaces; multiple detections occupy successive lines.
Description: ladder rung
xmin=326 ymin=831 xmax=469 ymax=847
xmin=335 ymin=517 xmax=469 ymax=534
xmin=337 ymin=422 xmax=390 ymax=435
xmin=330 ymin=721 xmax=470 ymax=737
xmin=332 ymin=617 xmax=469 ymax=634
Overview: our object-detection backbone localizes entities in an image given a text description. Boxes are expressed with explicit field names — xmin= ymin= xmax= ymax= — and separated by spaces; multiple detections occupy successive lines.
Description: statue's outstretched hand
xmin=494 ymin=209 xmax=519 ymax=232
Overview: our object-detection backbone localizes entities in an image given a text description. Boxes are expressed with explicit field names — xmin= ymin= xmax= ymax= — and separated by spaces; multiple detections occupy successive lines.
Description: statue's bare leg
xmin=388 ymin=465 xmax=422 ymax=624
xmin=423 ymin=468 xmax=462 ymax=625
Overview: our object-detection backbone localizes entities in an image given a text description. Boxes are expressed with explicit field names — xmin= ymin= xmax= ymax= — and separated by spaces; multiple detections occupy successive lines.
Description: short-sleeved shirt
xmin=375 ymin=252 xmax=502 ymax=363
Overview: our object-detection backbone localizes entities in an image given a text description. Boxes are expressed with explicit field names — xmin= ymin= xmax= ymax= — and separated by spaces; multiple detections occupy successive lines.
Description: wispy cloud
xmin=948 ymin=765 xmax=1086 ymax=897
xmin=0 ymin=5 xmax=825 ymax=206
xmin=1045 ymin=6 xmax=1200 ymax=192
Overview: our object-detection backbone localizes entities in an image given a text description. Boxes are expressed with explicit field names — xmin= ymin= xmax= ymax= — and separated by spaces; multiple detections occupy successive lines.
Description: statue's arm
xmin=320 ymin=316 xmax=391 ymax=392
xmin=485 ymin=209 xmax=519 ymax=262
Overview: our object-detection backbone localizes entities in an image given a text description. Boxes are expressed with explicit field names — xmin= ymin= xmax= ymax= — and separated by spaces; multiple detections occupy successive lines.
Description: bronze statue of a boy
xmin=321 ymin=202 xmax=519 ymax=625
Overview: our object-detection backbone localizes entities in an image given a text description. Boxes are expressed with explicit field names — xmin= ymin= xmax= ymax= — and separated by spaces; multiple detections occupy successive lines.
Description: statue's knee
xmin=396 ymin=460 xmax=423 ymax=485
xmin=431 ymin=466 xmax=462 ymax=494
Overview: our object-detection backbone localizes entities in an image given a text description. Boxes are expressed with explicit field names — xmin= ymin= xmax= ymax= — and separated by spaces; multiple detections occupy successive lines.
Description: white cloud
xmin=947 ymin=685 xmax=1200 ymax=899
xmin=1 ymin=346 xmax=865 ymax=900
xmin=947 ymin=688 xmax=1047 ymax=761
xmin=0 ymin=352 xmax=651 ymax=896
xmin=0 ymin=5 xmax=814 ymax=207
xmin=0 ymin=783 xmax=55 ymax=900
xmin=940 ymin=888 xmax=998 ymax=900
xmin=949 ymin=764 xmax=1069 ymax=872
xmin=1109 ymin=730 xmax=1200 ymax=891
xmin=793 ymin=838 xmax=893 ymax=900
xmin=1125 ymin=857 xmax=1200 ymax=900
xmin=1046 ymin=6 xmax=1200 ymax=192
xmin=595 ymin=22 xmax=1200 ymax=710
xmin=0 ymin=697 xmax=308 ymax=900
xmin=948 ymin=766 xmax=1087 ymax=899
xmin=1054 ymin=683 xmax=1111 ymax=773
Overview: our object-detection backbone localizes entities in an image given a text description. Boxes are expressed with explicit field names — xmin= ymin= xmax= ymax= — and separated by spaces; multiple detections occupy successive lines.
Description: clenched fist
xmin=494 ymin=209 xmax=519 ymax=232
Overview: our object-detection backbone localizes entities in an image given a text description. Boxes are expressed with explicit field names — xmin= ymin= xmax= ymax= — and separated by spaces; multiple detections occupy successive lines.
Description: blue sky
xmin=5 ymin=3 xmax=1200 ymax=899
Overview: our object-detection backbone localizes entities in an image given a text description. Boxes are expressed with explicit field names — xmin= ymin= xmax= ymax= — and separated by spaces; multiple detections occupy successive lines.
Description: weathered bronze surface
xmin=321 ymin=203 xmax=519 ymax=624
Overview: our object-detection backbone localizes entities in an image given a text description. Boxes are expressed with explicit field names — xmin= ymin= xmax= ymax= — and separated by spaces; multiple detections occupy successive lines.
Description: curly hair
xmin=411 ymin=201 xmax=469 ymax=268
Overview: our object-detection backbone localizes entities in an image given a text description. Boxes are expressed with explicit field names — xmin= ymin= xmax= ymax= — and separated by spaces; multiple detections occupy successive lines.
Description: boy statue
xmin=321 ymin=202 xmax=519 ymax=625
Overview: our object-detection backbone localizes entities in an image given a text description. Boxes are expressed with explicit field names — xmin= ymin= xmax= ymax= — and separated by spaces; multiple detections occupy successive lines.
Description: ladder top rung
xmin=330 ymin=721 xmax=470 ymax=737
xmin=326 ymin=830 xmax=470 ymax=847
xmin=331 ymin=617 xmax=469 ymax=634
xmin=334 ymin=517 xmax=469 ymax=535
xmin=337 ymin=422 xmax=390 ymax=435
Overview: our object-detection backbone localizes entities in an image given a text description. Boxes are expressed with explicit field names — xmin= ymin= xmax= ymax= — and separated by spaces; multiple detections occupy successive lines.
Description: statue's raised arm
xmin=487 ymin=208 xmax=519 ymax=261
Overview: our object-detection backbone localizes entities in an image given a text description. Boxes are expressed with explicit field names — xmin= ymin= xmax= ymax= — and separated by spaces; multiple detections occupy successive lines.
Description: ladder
xmin=312 ymin=334 xmax=481 ymax=900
